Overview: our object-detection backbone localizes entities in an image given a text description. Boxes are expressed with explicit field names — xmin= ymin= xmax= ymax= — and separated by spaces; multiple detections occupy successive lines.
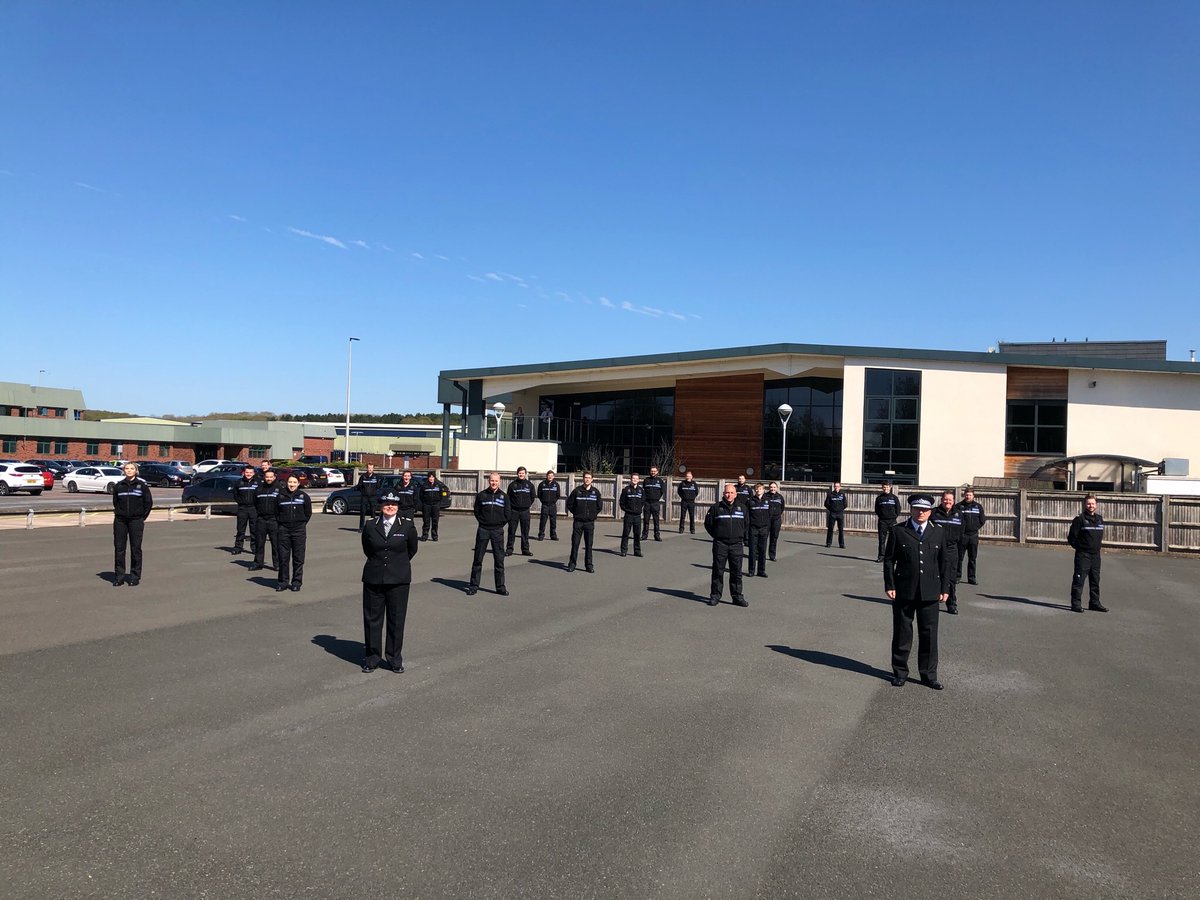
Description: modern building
xmin=437 ymin=340 xmax=1200 ymax=490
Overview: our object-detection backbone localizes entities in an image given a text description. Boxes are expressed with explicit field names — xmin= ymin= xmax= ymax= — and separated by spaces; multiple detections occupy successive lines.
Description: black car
xmin=181 ymin=475 xmax=240 ymax=512
xmin=26 ymin=459 xmax=70 ymax=478
xmin=322 ymin=475 xmax=450 ymax=516
xmin=138 ymin=462 xmax=192 ymax=487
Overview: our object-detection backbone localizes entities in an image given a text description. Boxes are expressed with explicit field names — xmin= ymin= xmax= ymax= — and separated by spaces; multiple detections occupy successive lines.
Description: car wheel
xmin=106 ymin=483 xmax=116 ymax=494
xmin=329 ymin=497 xmax=347 ymax=515
xmin=67 ymin=481 xmax=78 ymax=493
xmin=160 ymin=477 xmax=171 ymax=487
xmin=0 ymin=482 xmax=10 ymax=496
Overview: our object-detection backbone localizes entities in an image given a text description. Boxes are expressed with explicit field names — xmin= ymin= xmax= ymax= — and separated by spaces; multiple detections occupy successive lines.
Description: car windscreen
xmin=100 ymin=468 xmax=124 ymax=475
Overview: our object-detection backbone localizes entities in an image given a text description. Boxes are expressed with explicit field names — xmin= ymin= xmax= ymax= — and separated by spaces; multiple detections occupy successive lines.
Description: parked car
xmin=63 ymin=459 xmax=87 ymax=471
xmin=193 ymin=459 xmax=236 ymax=477
xmin=299 ymin=454 xmax=329 ymax=465
xmin=180 ymin=475 xmax=241 ymax=512
xmin=321 ymin=467 xmax=345 ymax=486
xmin=24 ymin=464 xmax=56 ymax=490
xmin=162 ymin=460 xmax=196 ymax=476
xmin=138 ymin=462 xmax=192 ymax=487
xmin=295 ymin=466 xmax=328 ymax=488
xmin=26 ymin=459 xmax=70 ymax=479
xmin=322 ymin=475 xmax=450 ymax=516
xmin=0 ymin=463 xmax=46 ymax=496
xmin=205 ymin=462 xmax=250 ymax=478
xmin=63 ymin=466 xmax=125 ymax=494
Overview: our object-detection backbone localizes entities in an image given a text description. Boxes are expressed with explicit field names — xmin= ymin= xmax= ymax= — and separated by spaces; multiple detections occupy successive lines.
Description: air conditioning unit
xmin=1162 ymin=458 xmax=1189 ymax=476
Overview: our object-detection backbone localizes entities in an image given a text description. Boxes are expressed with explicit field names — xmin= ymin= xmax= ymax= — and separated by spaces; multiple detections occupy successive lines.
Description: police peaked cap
xmin=379 ymin=491 xmax=401 ymax=504
xmin=907 ymin=493 xmax=935 ymax=509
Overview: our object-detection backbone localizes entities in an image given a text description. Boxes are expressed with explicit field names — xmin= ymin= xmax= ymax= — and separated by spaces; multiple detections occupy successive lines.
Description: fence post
xmin=1016 ymin=490 xmax=1027 ymax=544
xmin=1160 ymin=494 xmax=1170 ymax=553
xmin=26 ymin=508 xmax=34 ymax=530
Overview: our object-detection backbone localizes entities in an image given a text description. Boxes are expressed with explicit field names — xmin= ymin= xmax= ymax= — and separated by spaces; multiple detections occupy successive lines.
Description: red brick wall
xmin=0 ymin=437 xmax=196 ymax=464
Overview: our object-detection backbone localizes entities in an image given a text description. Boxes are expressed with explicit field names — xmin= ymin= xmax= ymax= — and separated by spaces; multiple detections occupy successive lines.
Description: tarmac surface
xmin=2 ymin=512 xmax=1197 ymax=898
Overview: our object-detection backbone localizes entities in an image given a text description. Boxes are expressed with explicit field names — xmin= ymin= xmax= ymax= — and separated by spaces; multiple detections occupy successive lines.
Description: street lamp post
xmin=777 ymin=403 xmax=793 ymax=482
xmin=345 ymin=337 xmax=360 ymax=464
xmin=491 ymin=401 xmax=506 ymax=470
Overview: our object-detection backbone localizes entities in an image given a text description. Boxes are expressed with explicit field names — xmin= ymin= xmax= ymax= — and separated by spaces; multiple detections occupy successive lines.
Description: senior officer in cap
xmin=883 ymin=493 xmax=950 ymax=690
xmin=360 ymin=491 xmax=419 ymax=673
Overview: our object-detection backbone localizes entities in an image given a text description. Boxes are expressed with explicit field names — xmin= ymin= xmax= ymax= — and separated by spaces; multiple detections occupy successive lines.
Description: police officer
xmin=641 ymin=465 xmax=665 ymax=541
xmin=393 ymin=469 xmax=420 ymax=521
xmin=954 ymin=486 xmax=987 ymax=584
xmin=884 ymin=494 xmax=950 ymax=689
xmin=505 ymin=466 xmax=535 ymax=556
xmin=251 ymin=469 xmax=280 ymax=572
xmin=705 ymin=483 xmax=748 ymax=606
xmin=1068 ymin=494 xmax=1107 ymax=613
xmin=873 ymin=481 xmax=900 ymax=563
xmin=536 ymin=470 xmax=561 ymax=541
xmin=112 ymin=462 xmax=152 ymax=586
xmin=566 ymin=471 xmax=601 ymax=573
xmin=930 ymin=490 xmax=963 ymax=615
xmin=733 ymin=474 xmax=753 ymax=546
xmin=232 ymin=465 xmax=259 ymax=554
xmin=619 ymin=473 xmax=645 ymax=557
xmin=275 ymin=473 xmax=312 ymax=592
xmin=468 ymin=472 xmax=508 ymax=596
xmin=256 ymin=460 xmax=273 ymax=483
xmin=676 ymin=470 xmax=699 ymax=534
xmin=746 ymin=483 xmax=772 ymax=577
xmin=360 ymin=491 xmax=420 ymax=674
xmin=357 ymin=463 xmax=381 ymax=532
xmin=766 ymin=481 xmax=785 ymax=560
xmin=824 ymin=481 xmax=847 ymax=549
xmin=419 ymin=470 xmax=447 ymax=541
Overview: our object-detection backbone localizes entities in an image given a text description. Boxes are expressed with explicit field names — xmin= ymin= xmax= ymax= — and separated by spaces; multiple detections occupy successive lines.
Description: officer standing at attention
xmin=705 ymin=483 xmax=748 ymax=606
xmin=766 ymin=481 xmax=785 ymax=560
xmin=1068 ymin=494 xmax=1108 ymax=613
xmin=232 ymin=465 xmax=259 ymax=555
xmin=536 ymin=470 xmax=561 ymax=541
xmin=884 ymin=494 xmax=950 ymax=689
xmin=251 ymin=469 xmax=280 ymax=572
xmin=641 ymin=465 xmax=665 ymax=542
xmin=873 ymin=480 xmax=900 ymax=562
xmin=746 ymin=483 xmax=772 ymax=577
xmin=566 ymin=471 xmax=601 ymax=573
xmin=733 ymin=474 xmax=753 ymax=546
xmin=112 ymin=462 xmax=152 ymax=586
xmin=468 ymin=472 xmax=508 ymax=597
xmin=824 ymin=481 xmax=847 ymax=549
xmin=619 ymin=473 xmax=645 ymax=557
xmin=357 ymin=463 xmax=381 ymax=532
xmin=930 ymin=490 xmax=963 ymax=615
xmin=360 ymin=491 xmax=419 ymax=674
xmin=419 ymin=471 xmax=446 ymax=541
xmin=275 ymin=473 xmax=312 ymax=592
xmin=676 ymin=470 xmax=699 ymax=534
xmin=393 ymin=469 xmax=420 ymax=521
xmin=954 ymin=486 xmax=987 ymax=584
xmin=505 ymin=466 xmax=535 ymax=557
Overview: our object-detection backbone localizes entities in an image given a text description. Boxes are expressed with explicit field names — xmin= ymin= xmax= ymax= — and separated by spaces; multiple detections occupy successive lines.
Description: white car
xmin=193 ymin=459 xmax=236 ymax=477
xmin=0 ymin=463 xmax=46 ymax=496
xmin=63 ymin=466 xmax=126 ymax=494
xmin=321 ymin=467 xmax=345 ymax=486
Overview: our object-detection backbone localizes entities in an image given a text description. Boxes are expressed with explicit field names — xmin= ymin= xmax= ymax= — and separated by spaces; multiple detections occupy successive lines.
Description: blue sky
xmin=2 ymin=2 xmax=1196 ymax=416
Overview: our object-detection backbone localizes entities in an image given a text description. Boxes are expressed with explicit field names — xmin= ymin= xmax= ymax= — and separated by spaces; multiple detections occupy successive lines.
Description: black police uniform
xmin=676 ymin=478 xmax=699 ymax=533
xmin=469 ymin=486 xmax=508 ymax=594
xmin=419 ymin=476 xmax=446 ymax=541
xmin=112 ymin=475 xmax=153 ymax=584
xmin=824 ymin=487 xmax=847 ymax=548
xmin=233 ymin=473 xmax=259 ymax=554
xmin=954 ymin=498 xmax=987 ymax=583
xmin=883 ymin=505 xmax=950 ymax=687
xmin=536 ymin=477 xmax=561 ymax=540
xmin=275 ymin=485 xmax=313 ymax=591
xmin=766 ymin=488 xmax=786 ymax=560
xmin=505 ymin=475 xmax=536 ymax=556
xmin=704 ymin=498 xmax=747 ymax=606
xmin=392 ymin=476 xmax=420 ymax=521
xmin=566 ymin=482 xmax=602 ymax=573
xmin=357 ymin=470 xmax=381 ymax=531
xmin=930 ymin=504 xmax=963 ymax=613
xmin=641 ymin=474 xmax=665 ymax=541
xmin=1068 ymin=509 xmax=1106 ymax=612
xmin=619 ymin=482 xmax=645 ymax=556
xmin=360 ymin=505 xmax=419 ymax=672
xmin=873 ymin=490 xmax=900 ymax=562
xmin=733 ymin=481 xmax=753 ymax=546
xmin=252 ymin=477 xmax=281 ymax=570
xmin=746 ymin=494 xmax=772 ymax=577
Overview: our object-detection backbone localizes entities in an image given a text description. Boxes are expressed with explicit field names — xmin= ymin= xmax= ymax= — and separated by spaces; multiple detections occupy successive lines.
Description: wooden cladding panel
xmin=1004 ymin=454 xmax=1062 ymax=480
xmin=1007 ymin=366 xmax=1068 ymax=400
xmin=674 ymin=373 xmax=764 ymax=478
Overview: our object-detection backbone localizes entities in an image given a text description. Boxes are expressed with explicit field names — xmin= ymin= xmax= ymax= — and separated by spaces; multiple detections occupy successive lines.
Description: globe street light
xmin=491 ymin=401 xmax=506 ymax=470
xmin=777 ymin=403 xmax=793 ymax=482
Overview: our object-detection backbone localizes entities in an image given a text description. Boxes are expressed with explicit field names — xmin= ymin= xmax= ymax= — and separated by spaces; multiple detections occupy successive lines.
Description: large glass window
xmin=540 ymin=387 xmax=674 ymax=473
xmin=763 ymin=377 xmax=843 ymax=482
xmin=2 ymin=439 xmax=16 ymax=454
xmin=54 ymin=441 xmax=68 ymax=454
xmin=862 ymin=368 xmax=921 ymax=484
xmin=137 ymin=443 xmax=150 ymax=456
xmin=86 ymin=442 xmax=100 ymax=455
xmin=36 ymin=439 xmax=51 ymax=453
xmin=1005 ymin=401 xmax=1066 ymax=454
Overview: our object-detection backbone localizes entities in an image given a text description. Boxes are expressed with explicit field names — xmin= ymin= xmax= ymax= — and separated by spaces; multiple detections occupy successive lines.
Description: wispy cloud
xmin=287 ymin=226 xmax=347 ymax=249
xmin=227 ymin=214 xmax=247 ymax=223
xmin=435 ymin=254 xmax=450 ymax=261
xmin=411 ymin=251 xmax=425 ymax=260
xmin=556 ymin=291 xmax=573 ymax=303
xmin=351 ymin=240 xmax=370 ymax=249
xmin=73 ymin=181 xmax=122 ymax=197
xmin=379 ymin=243 xmax=394 ymax=252
xmin=467 ymin=274 xmax=487 ymax=283
xmin=598 ymin=296 xmax=615 ymax=308
xmin=485 ymin=272 xmax=504 ymax=282
xmin=668 ymin=311 xmax=687 ymax=321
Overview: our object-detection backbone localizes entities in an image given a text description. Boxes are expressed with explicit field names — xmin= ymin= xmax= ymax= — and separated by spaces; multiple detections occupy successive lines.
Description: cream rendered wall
xmin=840 ymin=364 xmax=866 ymax=483
xmin=1067 ymin=370 xmax=1200 ymax=464
xmin=457 ymin=439 xmax=558 ymax=474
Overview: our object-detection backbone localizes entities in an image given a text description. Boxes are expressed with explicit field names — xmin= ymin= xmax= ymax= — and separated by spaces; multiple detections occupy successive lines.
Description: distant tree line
xmin=84 ymin=409 xmax=461 ymax=424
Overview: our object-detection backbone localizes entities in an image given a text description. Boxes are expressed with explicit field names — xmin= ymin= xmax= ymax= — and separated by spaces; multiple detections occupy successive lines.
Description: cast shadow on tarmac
xmin=820 ymin=551 xmax=877 ymax=562
xmin=766 ymin=645 xmax=893 ymax=682
xmin=646 ymin=586 xmax=710 ymax=605
xmin=841 ymin=593 xmax=891 ymax=606
xmin=312 ymin=634 xmax=362 ymax=665
xmin=247 ymin=576 xmax=279 ymax=588
xmin=527 ymin=559 xmax=570 ymax=571
xmin=96 ymin=572 xmax=122 ymax=585
xmin=980 ymin=593 xmax=1074 ymax=612
xmin=431 ymin=576 xmax=473 ymax=591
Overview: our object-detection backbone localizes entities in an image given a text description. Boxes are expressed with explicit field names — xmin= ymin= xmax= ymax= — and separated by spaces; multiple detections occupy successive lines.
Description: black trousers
xmin=421 ymin=503 xmax=440 ymax=539
xmin=539 ymin=505 xmax=558 ymax=539
xmin=235 ymin=506 xmax=257 ymax=552
xmin=748 ymin=525 xmax=769 ymax=574
xmin=768 ymin=517 xmax=782 ymax=559
xmin=958 ymin=533 xmax=979 ymax=581
xmin=710 ymin=541 xmax=744 ymax=601
xmin=569 ymin=520 xmax=595 ymax=569
xmin=641 ymin=501 xmax=661 ymax=539
xmin=1071 ymin=551 xmax=1102 ymax=607
xmin=944 ymin=544 xmax=960 ymax=605
xmin=362 ymin=582 xmax=411 ymax=666
xmin=113 ymin=516 xmax=145 ymax=579
xmin=506 ymin=508 xmax=531 ymax=553
xmin=877 ymin=519 xmax=895 ymax=560
xmin=678 ymin=500 xmax=695 ymax=533
xmin=278 ymin=523 xmax=307 ymax=586
xmin=620 ymin=514 xmax=642 ymax=554
xmin=891 ymin=597 xmax=940 ymax=681
xmin=825 ymin=514 xmax=845 ymax=547
xmin=254 ymin=516 xmax=280 ymax=568
xmin=470 ymin=525 xmax=506 ymax=589
xmin=359 ymin=495 xmax=379 ymax=531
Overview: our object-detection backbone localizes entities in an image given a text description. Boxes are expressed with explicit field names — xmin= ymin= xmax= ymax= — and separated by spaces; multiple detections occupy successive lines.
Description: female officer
xmin=360 ymin=491 xmax=419 ymax=673
xmin=275 ymin=473 xmax=312 ymax=592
